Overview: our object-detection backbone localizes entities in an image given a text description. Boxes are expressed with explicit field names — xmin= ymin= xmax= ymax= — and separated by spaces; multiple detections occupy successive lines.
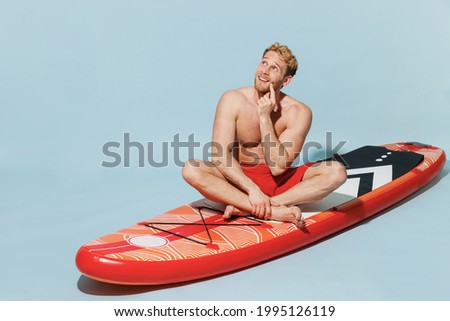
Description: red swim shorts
xmin=240 ymin=163 xmax=311 ymax=197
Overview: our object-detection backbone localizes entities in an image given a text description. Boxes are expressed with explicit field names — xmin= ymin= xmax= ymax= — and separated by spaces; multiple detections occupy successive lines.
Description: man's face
xmin=254 ymin=51 xmax=291 ymax=94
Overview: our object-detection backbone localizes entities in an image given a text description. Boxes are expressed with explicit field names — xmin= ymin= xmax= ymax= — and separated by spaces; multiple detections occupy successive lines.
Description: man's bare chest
xmin=235 ymin=105 xmax=285 ymax=143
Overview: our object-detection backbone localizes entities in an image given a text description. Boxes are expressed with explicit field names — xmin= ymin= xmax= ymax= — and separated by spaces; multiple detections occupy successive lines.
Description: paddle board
xmin=76 ymin=142 xmax=445 ymax=285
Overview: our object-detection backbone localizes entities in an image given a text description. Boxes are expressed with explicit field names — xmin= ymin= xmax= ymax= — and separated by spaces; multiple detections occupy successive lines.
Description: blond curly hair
xmin=263 ymin=42 xmax=298 ymax=77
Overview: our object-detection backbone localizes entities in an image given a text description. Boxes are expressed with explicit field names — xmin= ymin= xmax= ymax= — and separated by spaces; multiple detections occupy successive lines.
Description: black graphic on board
xmin=326 ymin=146 xmax=424 ymax=197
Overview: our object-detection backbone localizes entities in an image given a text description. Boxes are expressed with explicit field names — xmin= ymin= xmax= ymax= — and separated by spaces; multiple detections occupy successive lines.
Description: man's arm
xmin=257 ymin=84 xmax=312 ymax=176
xmin=211 ymin=90 xmax=273 ymax=218
xmin=210 ymin=90 xmax=254 ymax=192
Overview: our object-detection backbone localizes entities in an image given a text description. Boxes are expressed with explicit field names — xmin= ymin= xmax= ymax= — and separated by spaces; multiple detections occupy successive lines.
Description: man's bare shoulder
xmin=280 ymin=93 xmax=312 ymax=118
xmin=216 ymin=87 xmax=251 ymax=115
xmin=220 ymin=87 xmax=249 ymax=102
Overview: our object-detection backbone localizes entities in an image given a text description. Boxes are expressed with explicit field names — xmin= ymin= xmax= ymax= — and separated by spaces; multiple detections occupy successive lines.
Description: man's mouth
xmin=258 ymin=76 xmax=269 ymax=83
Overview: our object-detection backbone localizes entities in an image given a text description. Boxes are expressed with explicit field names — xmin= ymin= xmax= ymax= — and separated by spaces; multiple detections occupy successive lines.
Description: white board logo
xmin=128 ymin=235 xmax=168 ymax=248
xmin=337 ymin=164 xmax=393 ymax=198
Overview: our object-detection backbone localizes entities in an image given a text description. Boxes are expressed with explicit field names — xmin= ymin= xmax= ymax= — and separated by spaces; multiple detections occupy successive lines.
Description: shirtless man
xmin=182 ymin=43 xmax=346 ymax=227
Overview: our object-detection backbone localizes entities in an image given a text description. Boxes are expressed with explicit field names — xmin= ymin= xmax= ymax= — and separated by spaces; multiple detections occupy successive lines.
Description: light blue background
xmin=1 ymin=0 xmax=449 ymax=300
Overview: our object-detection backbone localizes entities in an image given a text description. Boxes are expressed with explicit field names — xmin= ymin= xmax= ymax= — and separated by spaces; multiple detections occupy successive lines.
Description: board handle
xmin=333 ymin=198 xmax=363 ymax=212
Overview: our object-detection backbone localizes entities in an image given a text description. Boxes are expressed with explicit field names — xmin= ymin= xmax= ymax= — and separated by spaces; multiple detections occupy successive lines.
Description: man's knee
xmin=182 ymin=159 xmax=200 ymax=183
xmin=182 ymin=159 xmax=205 ymax=186
xmin=328 ymin=161 xmax=347 ymax=189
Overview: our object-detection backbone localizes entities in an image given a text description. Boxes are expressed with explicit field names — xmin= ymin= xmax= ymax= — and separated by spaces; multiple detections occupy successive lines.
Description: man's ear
xmin=282 ymin=75 xmax=293 ymax=88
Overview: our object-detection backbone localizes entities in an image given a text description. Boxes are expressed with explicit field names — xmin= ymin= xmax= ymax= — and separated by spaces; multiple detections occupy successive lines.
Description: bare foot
xmin=270 ymin=205 xmax=304 ymax=228
xmin=223 ymin=205 xmax=247 ymax=219
xmin=223 ymin=204 xmax=304 ymax=227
